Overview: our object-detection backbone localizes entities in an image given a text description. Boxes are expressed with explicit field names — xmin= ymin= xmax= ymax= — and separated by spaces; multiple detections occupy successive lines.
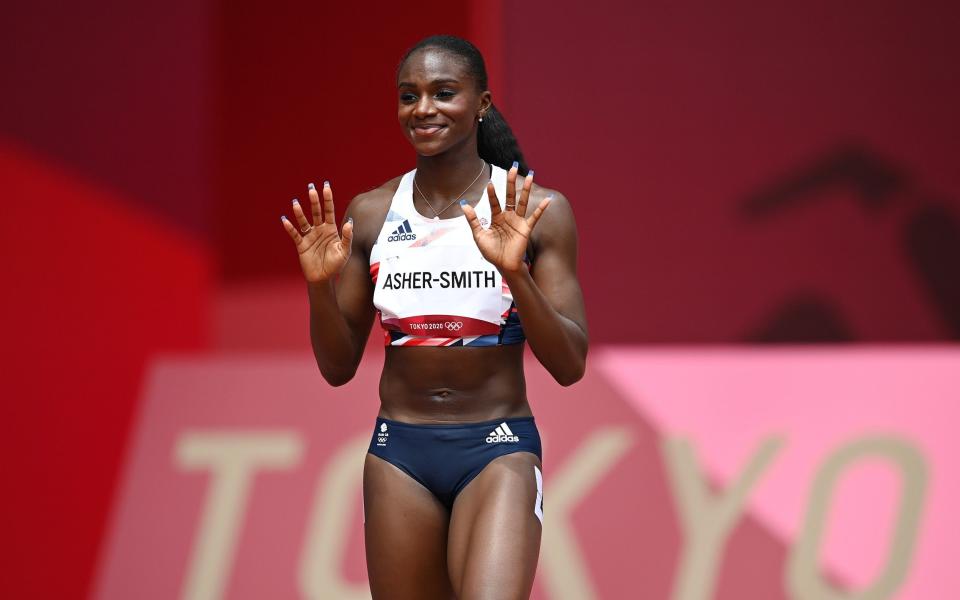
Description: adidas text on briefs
xmin=486 ymin=422 xmax=520 ymax=443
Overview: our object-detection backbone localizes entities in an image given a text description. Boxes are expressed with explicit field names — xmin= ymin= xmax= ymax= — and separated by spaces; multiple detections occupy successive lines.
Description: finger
xmin=292 ymin=198 xmax=312 ymax=231
xmin=281 ymin=215 xmax=303 ymax=245
xmin=516 ymin=169 xmax=534 ymax=217
xmin=460 ymin=200 xmax=484 ymax=236
xmin=322 ymin=180 xmax=335 ymax=225
xmin=525 ymin=195 xmax=552 ymax=230
xmin=339 ymin=217 xmax=354 ymax=253
xmin=308 ymin=183 xmax=322 ymax=226
xmin=486 ymin=181 xmax=502 ymax=217
xmin=506 ymin=160 xmax=519 ymax=209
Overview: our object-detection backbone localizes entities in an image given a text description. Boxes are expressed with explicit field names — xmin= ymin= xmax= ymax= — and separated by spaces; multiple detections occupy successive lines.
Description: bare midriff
xmin=377 ymin=343 xmax=532 ymax=424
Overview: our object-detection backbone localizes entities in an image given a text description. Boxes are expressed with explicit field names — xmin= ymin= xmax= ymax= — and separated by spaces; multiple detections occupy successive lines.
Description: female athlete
xmin=281 ymin=35 xmax=587 ymax=599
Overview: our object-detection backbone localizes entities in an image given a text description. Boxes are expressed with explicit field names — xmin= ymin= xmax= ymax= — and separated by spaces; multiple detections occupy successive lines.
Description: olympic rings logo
xmin=444 ymin=321 xmax=464 ymax=331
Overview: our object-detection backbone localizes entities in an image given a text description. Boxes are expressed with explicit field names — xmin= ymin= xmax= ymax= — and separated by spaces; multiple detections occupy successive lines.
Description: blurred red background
xmin=2 ymin=0 xmax=958 ymax=598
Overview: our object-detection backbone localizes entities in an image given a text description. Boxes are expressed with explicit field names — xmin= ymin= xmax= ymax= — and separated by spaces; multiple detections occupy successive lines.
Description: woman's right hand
xmin=281 ymin=181 xmax=354 ymax=283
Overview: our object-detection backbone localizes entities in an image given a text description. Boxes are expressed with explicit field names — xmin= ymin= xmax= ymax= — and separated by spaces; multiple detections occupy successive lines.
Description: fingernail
xmin=459 ymin=199 xmax=467 ymax=206
xmin=308 ymin=182 xmax=316 ymax=190
xmin=511 ymin=160 xmax=519 ymax=169
xmin=292 ymin=198 xmax=299 ymax=205
xmin=323 ymin=180 xmax=330 ymax=188
xmin=347 ymin=217 xmax=353 ymax=224
xmin=527 ymin=170 xmax=535 ymax=178
xmin=546 ymin=194 xmax=554 ymax=200
xmin=281 ymin=215 xmax=288 ymax=221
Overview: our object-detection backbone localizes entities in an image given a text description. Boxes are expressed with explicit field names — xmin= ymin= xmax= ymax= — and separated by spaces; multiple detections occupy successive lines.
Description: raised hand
xmin=281 ymin=181 xmax=354 ymax=283
xmin=461 ymin=165 xmax=551 ymax=274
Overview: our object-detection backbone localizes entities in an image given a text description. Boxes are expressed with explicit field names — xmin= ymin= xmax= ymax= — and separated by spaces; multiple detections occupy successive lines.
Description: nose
xmin=412 ymin=94 xmax=436 ymax=118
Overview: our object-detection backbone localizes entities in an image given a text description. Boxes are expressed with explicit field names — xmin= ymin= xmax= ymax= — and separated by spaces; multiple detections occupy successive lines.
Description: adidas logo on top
xmin=486 ymin=422 xmax=519 ymax=444
xmin=387 ymin=219 xmax=416 ymax=242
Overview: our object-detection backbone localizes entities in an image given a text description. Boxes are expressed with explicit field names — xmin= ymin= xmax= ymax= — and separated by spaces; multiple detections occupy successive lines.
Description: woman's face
xmin=397 ymin=48 xmax=491 ymax=157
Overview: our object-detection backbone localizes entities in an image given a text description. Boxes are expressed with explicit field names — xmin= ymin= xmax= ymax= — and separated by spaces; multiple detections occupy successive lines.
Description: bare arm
xmin=305 ymin=252 xmax=375 ymax=385
xmin=282 ymin=183 xmax=385 ymax=386
xmin=503 ymin=191 xmax=587 ymax=385
xmin=461 ymin=168 xmax=588 ymax=385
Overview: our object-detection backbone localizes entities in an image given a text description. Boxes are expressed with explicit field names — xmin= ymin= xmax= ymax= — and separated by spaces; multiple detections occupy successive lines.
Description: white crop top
xmin=369 ymin=164 xmax=526 ymax=347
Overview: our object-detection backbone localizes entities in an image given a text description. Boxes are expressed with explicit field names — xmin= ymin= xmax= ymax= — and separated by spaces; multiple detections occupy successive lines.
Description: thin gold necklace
xmin=414 ymin=160 xmax=487 ymax=221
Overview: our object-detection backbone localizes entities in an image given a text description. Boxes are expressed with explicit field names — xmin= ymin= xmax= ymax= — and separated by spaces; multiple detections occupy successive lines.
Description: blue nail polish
xmin=459 ymin=199 xmax=467 ymax=206
xmin=347 ymin=217 xmax=353 ymax=224
xmin=308 ymin=182 xmax=316 ymax=190
xmin=546 ymin=194 xmax=554 ymax=200
xmin=281 ymin=215 xmax=287 ymax=221
xmin=527 ymin=170 xmax=535 ymax=177
xmin=511 ymin=160 xmax=519 ymax=169
xmin=323 ymin=180 xmax=330 ymax=188
xmin=292 ymin=198 xmax=299 ymax=205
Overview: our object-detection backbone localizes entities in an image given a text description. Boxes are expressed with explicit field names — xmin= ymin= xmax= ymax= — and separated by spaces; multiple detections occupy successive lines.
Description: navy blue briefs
xmin=367 ymin=416 xmax=542 ymax=511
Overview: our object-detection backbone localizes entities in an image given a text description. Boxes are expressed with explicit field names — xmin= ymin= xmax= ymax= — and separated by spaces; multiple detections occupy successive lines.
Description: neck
xmin=414 ymin=141 xmax=486 ymax=200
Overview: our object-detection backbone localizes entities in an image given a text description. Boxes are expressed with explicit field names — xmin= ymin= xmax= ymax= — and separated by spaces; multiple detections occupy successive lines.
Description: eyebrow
xmin=398 ymin=78 xmax=461 ymax=88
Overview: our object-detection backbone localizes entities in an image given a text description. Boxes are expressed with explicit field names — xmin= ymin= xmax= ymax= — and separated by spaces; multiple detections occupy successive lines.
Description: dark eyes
xmin=399 ymin=89 xmax=457 ymax=103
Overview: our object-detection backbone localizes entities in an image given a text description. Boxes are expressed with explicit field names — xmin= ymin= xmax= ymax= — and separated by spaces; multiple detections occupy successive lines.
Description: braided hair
xmin=398 ymin=35 xmax=529 ymax=175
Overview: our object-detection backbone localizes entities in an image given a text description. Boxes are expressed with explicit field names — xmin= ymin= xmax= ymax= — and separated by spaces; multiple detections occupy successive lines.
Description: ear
xmin=478 ymin=90 xmax=493 ymax=117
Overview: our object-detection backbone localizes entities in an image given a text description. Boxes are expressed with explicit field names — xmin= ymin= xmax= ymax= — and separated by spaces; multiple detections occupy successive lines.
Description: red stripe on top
xmin=409 ymin=227 xmax=454 ymax=248
xmin=388 ymin=314 xmax=499 ymax=337
xmin=399 ymin=336 xmax=452 ymax=347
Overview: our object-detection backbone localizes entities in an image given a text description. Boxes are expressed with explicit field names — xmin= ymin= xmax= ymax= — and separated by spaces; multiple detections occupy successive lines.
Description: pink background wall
xmin=94 ymin=350 xmax=959 ymax=599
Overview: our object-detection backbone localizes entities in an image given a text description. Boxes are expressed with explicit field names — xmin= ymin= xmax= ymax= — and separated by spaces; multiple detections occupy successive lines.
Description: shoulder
xmin=527 ymin=183 xmax=577 ymax=250
xmin=344 ymin=175 xmax=404 ymax=248
xmin=345 ymin=175 xmax=402 ymax=220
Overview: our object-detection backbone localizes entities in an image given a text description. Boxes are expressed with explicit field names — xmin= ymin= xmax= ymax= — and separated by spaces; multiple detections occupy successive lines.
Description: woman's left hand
xmin=461 ymin=167 xmax=551 ymax=274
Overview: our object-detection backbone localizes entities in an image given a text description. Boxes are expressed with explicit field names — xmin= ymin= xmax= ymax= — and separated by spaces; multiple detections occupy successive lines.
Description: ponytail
xmin=479 ymin=104 xmax=529 ymax=175
xmin=399 ymin=35 xmax=529 ymax=175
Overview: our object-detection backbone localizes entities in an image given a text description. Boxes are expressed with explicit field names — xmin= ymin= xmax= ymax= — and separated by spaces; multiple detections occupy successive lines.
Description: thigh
xmin=363 ymin=453 xmax=454 ymax=600
xmin=447 ymin=452 xmax=543 ymax=600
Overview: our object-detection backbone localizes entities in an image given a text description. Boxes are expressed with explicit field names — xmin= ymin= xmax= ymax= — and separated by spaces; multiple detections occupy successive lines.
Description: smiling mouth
xmin=412 ymin=124 xmax=446 ymax=136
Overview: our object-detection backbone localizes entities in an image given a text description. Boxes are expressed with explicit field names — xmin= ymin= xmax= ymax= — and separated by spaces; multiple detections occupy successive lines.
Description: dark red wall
xmin=215 ymin=0 xmax=960 ymax=343
xmin=501 ymin=0 xmax=960 ymax=342
xmin=0 ymin=0 xmax=211 ymax=235
xmin=215 ymin=1 xmax=477 ymax=281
